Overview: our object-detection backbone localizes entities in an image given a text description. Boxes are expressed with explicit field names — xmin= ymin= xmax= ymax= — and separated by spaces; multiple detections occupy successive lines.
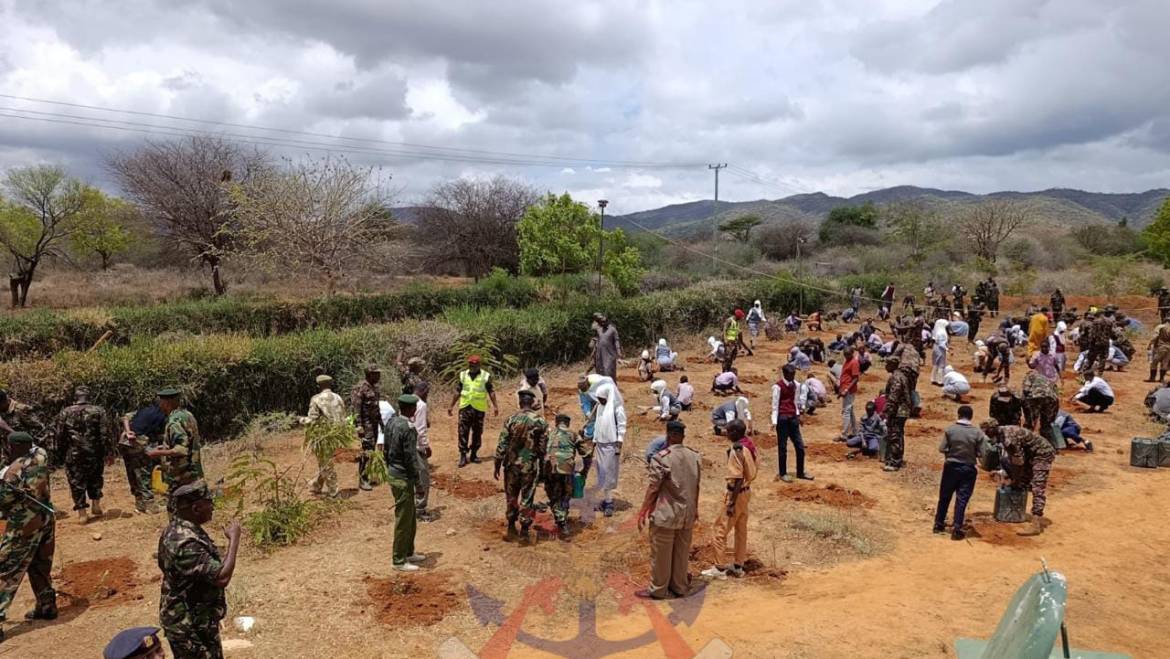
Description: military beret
xmin=397 ymin=394 xmax=419 ymax=406
xmin=104 ymin=626 xmax=162 ymax=659
xmin=315 ymin=374 xmax=334 ymax=385
xmin=6 ymin=431 xmax=33 ymax=444
xmin=172 ymin=480 xmax=211 ymax=504
xmin=517 ymin=389 xmax=536 ymax=400
xmin=157 ymin=387 xmax=181 ymax=398
xmin=666 ymin=420 xmax=686 ymax=434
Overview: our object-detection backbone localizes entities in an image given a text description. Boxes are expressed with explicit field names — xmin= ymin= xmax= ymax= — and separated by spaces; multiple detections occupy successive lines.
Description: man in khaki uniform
xmin=636 ymin=420 xmax=701 ymax=600
xmin=703 ymin=419 xmax=757 ymax=578
xmin=302 ymin=374 xmax=346 ymax=497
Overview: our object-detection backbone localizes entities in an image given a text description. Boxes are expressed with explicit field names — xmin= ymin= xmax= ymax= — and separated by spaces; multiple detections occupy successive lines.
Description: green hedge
xmin=0 ymin=277 xmax=537 ymax=360
xmin=0 ymin=278 xmax=821 ymax=439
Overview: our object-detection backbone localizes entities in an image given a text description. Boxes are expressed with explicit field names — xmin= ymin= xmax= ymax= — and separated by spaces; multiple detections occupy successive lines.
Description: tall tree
xmin=108 ymin=136 xmax=268 ymax=295
xmin=819 ymin=202 xmax=880 ymax=245
xmin=719 ymin=214 xmax=763 ymax=243
xmin=1141 ymin=196 xmax=1170 ymax=266
xmin=234 ymin=156 xmax=394 ymax=294
xmin=0 ymin=165 xmax=90 ymax=307
xmin=70 ymin=190 xmax=134 ymax=270
xmin=882 ymin=200 xmax=944 ymax=261
xmin=958 ymin=200 xmax=1031 ymax=263
xmin=416 ymin=176 xmax=537 ymax=280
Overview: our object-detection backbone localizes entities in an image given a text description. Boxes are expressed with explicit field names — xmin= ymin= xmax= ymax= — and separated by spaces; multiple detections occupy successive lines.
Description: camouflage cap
xmin=315 ymin=374 xmax=334 ymax=385
xmin=157 ymin=387 xmax=181 ymax=398
xmin=172 ymin=480 xmax=211 ymax=504
xmin=397 ymin=394 xmax=419 ymax=406
xmin=6 ymin=431 xmax=33 ymax=444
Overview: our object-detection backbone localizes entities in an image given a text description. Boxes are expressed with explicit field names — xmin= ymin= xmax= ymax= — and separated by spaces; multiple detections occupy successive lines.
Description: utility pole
xmin=597 ymin=199 xmax=608 ymax=296
xmin=708 ymin=164 xmax=727 ymax=267
xmin=796 ymin=237 xmax=807 ymax=314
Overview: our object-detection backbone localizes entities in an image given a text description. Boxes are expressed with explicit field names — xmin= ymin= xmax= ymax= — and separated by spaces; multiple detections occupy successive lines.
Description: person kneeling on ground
xmin=980 ymin=419 xmax=1056 ymax=536
xmin=933 ymin=405 xmax=989 ymax=541
xmin=799 ymin=373 xmax=828 ymax=415
xmin=941 ymin=366 xmax=971 ymax=402
xmin=655 ymin=338 xmax=681 ymax=372
xmin=636 ymin=421 xmax=701 ymax=600
xmin=676 ymin=376 xmax=694 ymax=411
xmin=1053 ymin=409 xmax=1092 ymax=452
xmin=844 ymin=401 xmax=885 ymax=459
xmin=711 ymin=368 xmax=743 ymax=396
xmin=712 ymin=397 xmax=752 ymax=436
xmin=702 ymin=419 xmax=758 ymax=579
xmin=650 ymin=380 xmax=682 ymax=422
xmin=638 ymin=350 xmax=655 ymax=382
xmin=1070 ymin=370 xmax=1114 ymax=413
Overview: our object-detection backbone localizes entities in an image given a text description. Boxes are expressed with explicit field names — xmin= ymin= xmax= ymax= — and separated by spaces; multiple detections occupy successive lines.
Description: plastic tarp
xmin=956 ymin=570 xmax=1130 ymax=659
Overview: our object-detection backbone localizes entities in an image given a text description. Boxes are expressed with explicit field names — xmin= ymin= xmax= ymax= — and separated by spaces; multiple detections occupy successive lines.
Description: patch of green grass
xmin=787 ymin=510 xmax=889 ymax=557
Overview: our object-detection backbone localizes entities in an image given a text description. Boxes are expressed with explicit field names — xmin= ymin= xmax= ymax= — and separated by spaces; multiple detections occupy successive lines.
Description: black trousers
xmin=458 ymin=407 xmax=486 ymax=456
xmin=934 ymin=462 xmax=977 ymax=530
xmin=776 ymin=416 xmax=805 ymax=477
xmin=1078 ymin=388 xmax=1114 ymax=411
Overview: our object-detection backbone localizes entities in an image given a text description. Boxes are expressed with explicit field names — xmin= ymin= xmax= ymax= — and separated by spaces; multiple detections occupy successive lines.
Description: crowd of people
xmin=0 ymin=281 xmax=1160 ymax=656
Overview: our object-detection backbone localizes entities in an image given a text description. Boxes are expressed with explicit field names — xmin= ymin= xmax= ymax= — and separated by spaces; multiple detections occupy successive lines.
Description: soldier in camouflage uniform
xmin=0 ymin=432 xmax=57 ymax=641
xmin=981 ymin=420 xmax=1055 ymax=536
xmin=1158 ymin=287 xmax=1170 ymax=323
xmin=0 ymin=390 xmax=46 ymax=466
xmin=1081 ymin=311 xmax=1114 ymax=375
xmin=543 ymin=414 xmax=593 ymax=539
xmin=302 ymin=374 xmax=346 ymax=498
xmin=1112 ymin=314 xmax=1135 ymax=362
xmin=351 ymin=365 xmax=382 ymax=491
xmin=882 ymin=357 xmax=914 ymax=472
xmin=146 ymin=388 xmax=203 ymax=514
xmin=158 ymin=481 xmax=241 ymax=659
xmin=1146 ymin=319 xmax=1170 ymax=383
xmin=53 ymin=386 xmax=115 ymax=522
xmin=120 ymin=403 xmax=167 ymax=514
xmin=494 ymin=391 xmax=548 ymax=543
xmin=1021 ymin=369 xmax=1060 ymax=437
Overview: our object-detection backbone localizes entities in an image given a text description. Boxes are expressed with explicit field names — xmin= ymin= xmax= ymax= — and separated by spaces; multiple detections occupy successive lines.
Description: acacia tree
xmin=71 ymin=190 xmax=134 ymax=270
xmin=1141 ymin=196 xmax=1170 ymax=265
xmin=882 ymin=200 xmax=944 ymax=262
xmin=0 ymin=166 xmax=90 ymax=307
xmin=108 ymin=136 xmax=268 ymax=295
xmin=719 ymin=214 xmax=763 ymax=243
xmin=234 ymin=156 xmax=394 ymax=294
xmin=416 ymin=176 xmax=538 ymax=279
xmin=959 ymin=199 xmax=1031 ymax=263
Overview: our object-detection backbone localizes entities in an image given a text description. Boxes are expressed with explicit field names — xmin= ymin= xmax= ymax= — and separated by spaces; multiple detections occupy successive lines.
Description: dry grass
xmin=786 ymin=509 xmax=891 ymax=557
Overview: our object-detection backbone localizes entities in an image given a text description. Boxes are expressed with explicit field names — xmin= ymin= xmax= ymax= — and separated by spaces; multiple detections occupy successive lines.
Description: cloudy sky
xmin=1 ymin=0 xmax=1168 ymax=214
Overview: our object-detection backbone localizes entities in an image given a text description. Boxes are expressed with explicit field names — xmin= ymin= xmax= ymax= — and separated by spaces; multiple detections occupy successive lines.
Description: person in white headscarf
xmin=746 ymin=301 xmax=767 ymax=349
xmin=589 ymin=380 xmax=627 ymax=517
xmin=973 ymin=340 xmax=989 ymax=373
xmin=1051 ymin=321 xmax=1068 ymax=374
xmin=711 ymin=396 xmax=753 ymax=435
xmin=638 ymin=349 xmax=654 ymax=382
xmin=650 ymin=379 xmax=681 ymax=421
xmin=655 ymin=338 xmax=680 ymax=371
xmin=707 ymin=336 xmax=725 ymax=363
xmin=930 ymin=319 xmax=950 ymax=385
xmin=940 ymin=365 xmax=970 ymax=401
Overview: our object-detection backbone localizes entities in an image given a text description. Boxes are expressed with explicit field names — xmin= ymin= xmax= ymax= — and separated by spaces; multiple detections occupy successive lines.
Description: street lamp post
xmin=597 ymin=199 xmax=609 ymax=296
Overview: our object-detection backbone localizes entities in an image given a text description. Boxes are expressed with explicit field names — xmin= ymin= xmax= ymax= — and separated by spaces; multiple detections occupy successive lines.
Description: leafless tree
xmin=959 ymin=199 xmax=1031 ymax=263
xmin=755 ymin=220 xmax=816 ymax=261
xmin=234 ymin=156 xmax=397 ymax=294
xmin=882 ymin=200 xmax=945 ymax=262
xmin=107 ymin=136 xmax=268 ymax=295
xmin=0 ymin=165 xmax=89 ymax=307
xmin=416 ymin=176 xmax=538 ymax=279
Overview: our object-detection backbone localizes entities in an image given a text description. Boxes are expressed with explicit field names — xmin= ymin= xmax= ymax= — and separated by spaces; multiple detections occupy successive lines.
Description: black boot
xmin=504 ymin=522 xmax=518 ymax=541
xmin=556 ymin=522 xmax=571 ymax=541
xmin=518 ymin=523 xmax=532 ymax=545
xmin=1148 ymin=368 xmax=1158 ymax=383
xmin=458 ymin=454 xmax=468 ymax=468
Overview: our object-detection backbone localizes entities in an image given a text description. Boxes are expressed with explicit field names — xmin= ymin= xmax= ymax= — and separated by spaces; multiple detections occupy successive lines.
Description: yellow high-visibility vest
xmin=459 ymin=370 xmax=491 ymax=412
xmin=724 ymin=318 xmax=740 ymax=343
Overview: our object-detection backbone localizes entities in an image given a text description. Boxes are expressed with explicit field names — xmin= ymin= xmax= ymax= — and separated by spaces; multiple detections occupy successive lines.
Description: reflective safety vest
xmin=459 ymin=370 xmax=491 ymax=412
xmin=724 ymin=318 xmax=740 ymax=343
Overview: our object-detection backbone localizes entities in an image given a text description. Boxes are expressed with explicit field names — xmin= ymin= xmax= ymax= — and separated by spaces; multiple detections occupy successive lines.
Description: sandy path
xmin=4 ymin=301 xmax=1168 ymax=658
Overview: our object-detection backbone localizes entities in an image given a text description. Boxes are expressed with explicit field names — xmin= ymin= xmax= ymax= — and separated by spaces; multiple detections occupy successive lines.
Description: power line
xmin=726 ymin=165 xmax=807 ymax=196
xmin=0 ymin=93 xmax=703 ymax=169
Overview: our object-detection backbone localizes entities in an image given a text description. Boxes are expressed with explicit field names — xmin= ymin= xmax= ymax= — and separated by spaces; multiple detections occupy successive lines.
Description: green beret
xmin=157 ymin=387 xmax=182 ymax=398
xmin=6 ymin=431 xmax=33 ymax=444
xmin=171 ymin=480 xmax=211 ymax=504
xmin=397 ymin=394 xmax=419 ymax=406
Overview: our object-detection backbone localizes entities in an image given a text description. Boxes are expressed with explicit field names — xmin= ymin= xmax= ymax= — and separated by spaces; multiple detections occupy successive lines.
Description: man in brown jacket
xmin=636 ymin=420 xmax=701 ymax=599
xmin=703 ymin=419 xmax=757 ymax=578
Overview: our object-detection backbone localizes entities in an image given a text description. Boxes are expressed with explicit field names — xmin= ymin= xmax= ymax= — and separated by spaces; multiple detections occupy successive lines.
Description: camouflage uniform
xmin=157 ymin=516 xmax=226 ymax=659
xmin=304 ymin=389 xmax=346 ymax=496
xmin=1159 ymin=288 xmax=1170 ymax=323
xmin=162 ymin=409 xmax=203 ymax=512
xmin=350 ymin=380 xmax=380 ymax=487
xmin=0 ymin=400 xmax=45 ymax=465
xmin=1082 ymin=315 xmax=1114 ymax=374
xmin=1021 ymin=371 xmax=1059 ymax=435
xmin=53 ymin=402 xmax=114 ymax=510
xmin=883 ymin=368 xmax=914 ymax=469
xmin=0 ymin=446 xmax=56 ymax=621
xmin=1112 ymin=324 xmax=1135 ymax=361
xmin=1149 ymin=323 xmax=1170 ymax=379
xmin=999 ymin=425 xmax=1056 ymax=517
xmin=543 ymin=426 xmax=593 ymax=528
xmin=495 ymin=410 xmax=548 ymax=531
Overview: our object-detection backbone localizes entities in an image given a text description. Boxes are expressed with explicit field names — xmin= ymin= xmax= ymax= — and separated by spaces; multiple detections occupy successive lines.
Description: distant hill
xmin=608 ymin=186 xmax=1170 ymax=235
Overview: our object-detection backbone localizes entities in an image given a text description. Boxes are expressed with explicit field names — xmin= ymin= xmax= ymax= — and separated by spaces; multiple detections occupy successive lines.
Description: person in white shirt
xmin=799 ymin=375 xmax=827 ymax=415
xmin=412 ymin=383 xmax=433 ymax=522
xmin=707 ymin=336 xmax=725 ymax=363
xmin=676 ymin=376 xmax=694 ymax=411
xmin=375 ymin=400 xmax=397 ymax=448
xmin=930 ymin=319 xmax=950 ymax=386
xmin=589 ymin=381 xmax=627 ymax=517
xmin=649 ymin=380 xmax=681 ymax=421
xmin=941 ymin=366 xmax=971 ymax=402
xmin=1071 ymin=370 xmax=1115 ymax=413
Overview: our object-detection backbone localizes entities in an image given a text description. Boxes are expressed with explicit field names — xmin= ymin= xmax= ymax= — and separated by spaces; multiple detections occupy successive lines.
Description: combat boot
xmin=556 ymin=522 xmax=570 ymax=541
xmin=24 ymin=605 xmax=57 ymax=621
xmin=77 ymin=509 xmax=89 ymax=524
xmin=518 ymin=523 xmax=532 ymax=545
xmin=1019 ymin=517 xmax=1044 ymax=536
xmin=503 ymin=522 xmax=519 ymax=542
xmin=90 ymin=500 xmax=103 ymax=517
xmin=1147 ymin=368 xmax=1158 ymax=383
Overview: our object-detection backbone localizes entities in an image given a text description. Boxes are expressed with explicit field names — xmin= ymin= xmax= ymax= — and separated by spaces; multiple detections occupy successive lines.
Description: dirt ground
xmin=4 ymin=296 xmax=1169 ymax=658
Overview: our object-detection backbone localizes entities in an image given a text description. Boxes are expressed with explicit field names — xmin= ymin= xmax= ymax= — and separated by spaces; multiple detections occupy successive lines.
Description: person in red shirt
xmin=771 ymin=364 xmax=813 ymax=483
xmin=838 ymin=347 xmax=861 ymax=441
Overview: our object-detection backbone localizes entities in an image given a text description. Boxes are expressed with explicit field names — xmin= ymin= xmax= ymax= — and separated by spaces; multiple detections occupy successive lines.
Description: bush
xmin=639 ymin=271 xmax=693 ymax=293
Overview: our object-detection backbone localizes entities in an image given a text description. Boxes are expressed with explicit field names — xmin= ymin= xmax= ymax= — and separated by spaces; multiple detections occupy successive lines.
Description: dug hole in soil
xmin=773 ymin=482 xmax=877 ymax=509
xmin=56 ymin=556 xmax=144 ymax=608
xmin=361 ymin=572 xmax=462 ymax=627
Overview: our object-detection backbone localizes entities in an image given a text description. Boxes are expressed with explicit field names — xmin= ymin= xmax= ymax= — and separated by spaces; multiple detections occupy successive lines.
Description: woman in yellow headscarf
xmin=1027 ymin=307 xmax=1051 ymax=355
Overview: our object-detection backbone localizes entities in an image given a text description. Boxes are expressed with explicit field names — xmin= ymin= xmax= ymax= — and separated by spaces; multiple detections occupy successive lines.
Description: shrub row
xmin=0 ymin=275 xmax=538 ymax=360
xmin=0 ymin=278 xmax=822 ymax=439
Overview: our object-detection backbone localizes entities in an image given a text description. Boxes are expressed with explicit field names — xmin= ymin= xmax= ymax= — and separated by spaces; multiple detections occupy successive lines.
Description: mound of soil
xmin=363 ymin=572 xmax=461 ymax=627
xmin=965 ymin=513 xmax=1033 ymax=547
xmin=333 ymin=447 xmax=362 ymax=464
xmin=57 ymin=556 xmax=142 ymax=607
xmin=687 ymin=544 xmax=786 ymax=582
xmin=740 ymin=374 xmax=771 ymax=385
xmin=774 ymin=483 xmax=876 ymax=509
xmin=432 ymin=473 xmax=499 ymax=500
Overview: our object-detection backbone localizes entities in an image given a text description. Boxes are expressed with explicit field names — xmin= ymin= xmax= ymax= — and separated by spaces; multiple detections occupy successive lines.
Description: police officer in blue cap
xmin=104 ymin=626 xmax=165 ymax=658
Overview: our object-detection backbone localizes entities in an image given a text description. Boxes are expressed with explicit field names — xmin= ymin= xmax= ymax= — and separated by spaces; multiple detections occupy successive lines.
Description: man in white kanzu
xmin=588 ymin=380 xmax=627 ymax=517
